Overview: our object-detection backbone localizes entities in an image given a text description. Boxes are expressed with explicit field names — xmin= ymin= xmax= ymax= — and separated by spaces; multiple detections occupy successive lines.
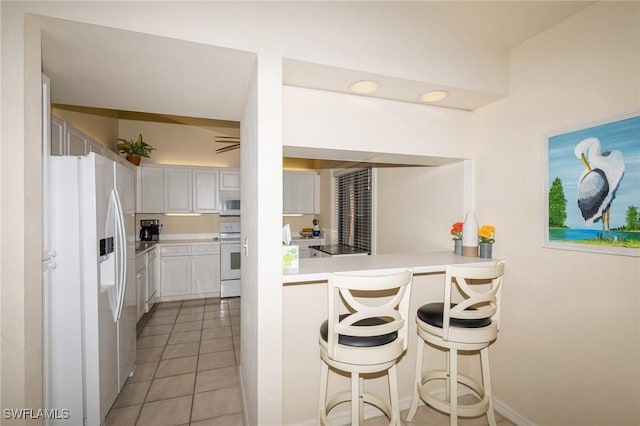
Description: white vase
xmin=462 ymin=212 xmax=479 ymax=257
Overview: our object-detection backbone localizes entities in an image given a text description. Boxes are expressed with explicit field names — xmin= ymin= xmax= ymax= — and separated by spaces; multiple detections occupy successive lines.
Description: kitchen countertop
xmin=135 ymin=239 xmax=220 ymax=257
xmin=282 ymin=251 xmax=497 ymax=284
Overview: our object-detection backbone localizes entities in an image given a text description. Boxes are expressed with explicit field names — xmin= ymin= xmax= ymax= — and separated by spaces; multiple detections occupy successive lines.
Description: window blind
xmin=334 ymin=168 xmax=372 ymax=253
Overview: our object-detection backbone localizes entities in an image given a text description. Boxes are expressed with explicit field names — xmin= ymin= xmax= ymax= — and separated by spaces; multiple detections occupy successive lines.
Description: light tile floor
xmin=108 ymin=298 xmax=514 ymax=426
xmin=106 ymin=298 xmax=242 ymax=426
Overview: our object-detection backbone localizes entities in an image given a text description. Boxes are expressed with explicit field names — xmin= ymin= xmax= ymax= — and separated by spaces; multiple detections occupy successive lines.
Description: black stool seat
xmin=417 ymin=303 xmax=491 ymax=329
xmin=320 ymin=314 xmax=398 ymax=347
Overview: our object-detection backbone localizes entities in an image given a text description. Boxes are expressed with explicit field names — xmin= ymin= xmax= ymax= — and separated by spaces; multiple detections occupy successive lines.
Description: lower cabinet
xmin=135 ymin=258 xmax=147 ymax=322
xmin=292 ymin=238 xmax=325 ymax=258
xmin=161 ymin=243 xmax=220 ymax=299
xmin=146 ymin=248 xmax=159 ymax=312
xmin=161 ymin=255 xmax=192 ymax=297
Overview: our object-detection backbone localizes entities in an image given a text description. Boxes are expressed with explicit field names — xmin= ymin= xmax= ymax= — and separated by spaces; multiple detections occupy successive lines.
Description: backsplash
xmin=136 ymin=213 xmax=319 ymax=238
xmin=135 ymin=214 xmax=227 ymax=236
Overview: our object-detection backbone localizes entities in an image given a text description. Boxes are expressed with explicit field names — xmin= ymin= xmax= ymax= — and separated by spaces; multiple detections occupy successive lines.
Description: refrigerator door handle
xmin=100 ymin=191 xmax=118 ymax=299
xmin=113 ymin=189 xmax=127 ymax=321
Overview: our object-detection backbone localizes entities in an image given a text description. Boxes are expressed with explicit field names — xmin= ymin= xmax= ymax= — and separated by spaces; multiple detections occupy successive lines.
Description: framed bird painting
xmin=544 ymin=111 xmax=640 ymax=257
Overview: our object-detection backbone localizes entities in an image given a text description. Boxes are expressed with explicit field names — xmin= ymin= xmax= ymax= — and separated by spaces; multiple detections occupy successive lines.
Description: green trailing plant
xmin=117 ymin=133 xmax=155 ymax=158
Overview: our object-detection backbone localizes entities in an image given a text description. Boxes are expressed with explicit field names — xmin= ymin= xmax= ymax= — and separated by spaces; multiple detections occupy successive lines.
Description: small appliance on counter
xmin=140 ymin=219 xmax=161 ymax=241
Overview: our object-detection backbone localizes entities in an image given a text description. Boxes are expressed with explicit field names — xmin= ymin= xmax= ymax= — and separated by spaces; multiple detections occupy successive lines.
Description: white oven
xmin=220 ymin=222 xmax=241 ymax=297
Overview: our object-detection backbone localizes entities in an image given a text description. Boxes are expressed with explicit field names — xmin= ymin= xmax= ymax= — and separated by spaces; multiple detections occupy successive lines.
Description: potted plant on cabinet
xmin=117 ymin=133 xmax=155 ymax=166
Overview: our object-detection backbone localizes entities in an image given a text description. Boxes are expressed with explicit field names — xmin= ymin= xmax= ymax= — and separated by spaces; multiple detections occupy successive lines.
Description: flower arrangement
xmin=450 ymin=222 xmax=463 ymax=240
xmin=479 ymin=225 xmax=496 ymax=243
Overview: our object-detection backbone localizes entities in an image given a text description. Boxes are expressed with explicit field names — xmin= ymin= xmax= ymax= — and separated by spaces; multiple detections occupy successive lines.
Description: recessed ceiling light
xmin=420 ymin=90 xmax=449 ymax=103
xmin=349 ymin=80 xmax=380 ymax=94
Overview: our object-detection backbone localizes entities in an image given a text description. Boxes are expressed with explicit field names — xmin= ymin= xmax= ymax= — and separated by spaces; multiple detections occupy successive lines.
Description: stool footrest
xmin=323 ymin=390 xmax=393 ymax=424
xmin=417 ymin=369 xmax=490 ymax=418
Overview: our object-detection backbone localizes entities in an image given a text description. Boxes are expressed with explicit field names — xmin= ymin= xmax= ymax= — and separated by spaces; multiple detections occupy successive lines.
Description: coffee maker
xmin=140 ymin=219 xmax=161 ymax=241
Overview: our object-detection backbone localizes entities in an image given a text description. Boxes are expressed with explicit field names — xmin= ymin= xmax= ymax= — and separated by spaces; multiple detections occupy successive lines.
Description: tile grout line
xmin=134 ymin=300 xmax=181 ymax=426
xmin=187 ymin=302 xmax=205 ymax=426
xmin=117 ymin=298 xmax=241 ymax=426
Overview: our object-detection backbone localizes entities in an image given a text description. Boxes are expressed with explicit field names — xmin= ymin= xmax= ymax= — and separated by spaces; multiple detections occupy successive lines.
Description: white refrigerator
xmin=47 ymin=153 xmax=136 ymax=426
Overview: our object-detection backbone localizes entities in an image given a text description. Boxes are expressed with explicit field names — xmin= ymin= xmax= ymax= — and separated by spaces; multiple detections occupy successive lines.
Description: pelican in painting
xmin=574 ymin=137 xmax=625 ymax=235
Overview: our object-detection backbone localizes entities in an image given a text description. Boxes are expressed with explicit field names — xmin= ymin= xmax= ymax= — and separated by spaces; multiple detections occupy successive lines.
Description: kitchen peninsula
xmin=283 ymin=251 xmax=495 ymax=284
xmin=281 ymin=251 xmax=500 ymax=424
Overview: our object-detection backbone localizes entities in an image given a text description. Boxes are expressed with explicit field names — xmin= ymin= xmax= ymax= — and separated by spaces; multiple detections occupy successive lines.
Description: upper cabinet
xmin=219 ymin=169 xmax=240 ymax=190
xmin=66 ymin=126 xmax=88 ymax=156
xmin=283 ymin=171 xmax=320 ymax=214
xmin=164 ymin=167 xmax=193 ymax=213
xmin=51 ymin=117 xmax=65 ymax=156
xmin=192 ymin=169 xmax=219 ymax=213
xmin=138 ymin=165 xmax=221 ymax=214
xmin=51 ymin=116 xmax=88 ymax=156
xmin=50 ymin=115 xmax=109 ymax=159
xmin=138 ymin=166 xmax=164 ymax=213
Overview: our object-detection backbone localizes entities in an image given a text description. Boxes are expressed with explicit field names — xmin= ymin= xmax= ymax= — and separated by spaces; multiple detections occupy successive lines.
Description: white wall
xmin=239 ymin=53 xmax=283 ymax=426
xmin=376 ymin=163 xmax=465 ymax=254
xmin=473 ymin=3 xmax=639 ymax=424
xmin=118 ymin=119 xmax=240 ymax=168
xmin=284 ymin=86 xmax=474 ymax=160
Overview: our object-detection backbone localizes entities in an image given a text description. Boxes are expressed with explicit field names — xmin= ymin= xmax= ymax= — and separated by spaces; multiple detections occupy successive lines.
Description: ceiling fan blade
xmin=215 ymin=143 xmax=240 ymax=154
xmin=214 ymin=136 xmax=240 ymax=144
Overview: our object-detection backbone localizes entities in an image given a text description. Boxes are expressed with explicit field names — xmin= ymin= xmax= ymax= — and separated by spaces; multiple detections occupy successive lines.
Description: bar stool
xmin=318 ymin=269 xmax=413 ymax=426
xmin=406 ymin=261 xmax=505 ymax=426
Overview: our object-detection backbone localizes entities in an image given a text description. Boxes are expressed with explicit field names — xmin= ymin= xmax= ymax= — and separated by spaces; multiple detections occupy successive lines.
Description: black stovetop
xmin=309 ymin=244 xmax=369 ymax=256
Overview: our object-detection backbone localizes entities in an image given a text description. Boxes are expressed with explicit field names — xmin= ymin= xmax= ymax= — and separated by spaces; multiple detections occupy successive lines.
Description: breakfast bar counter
xmin=283 ymin=251 xmax=495 ymax=284
xmin=282 ymin=251 xmax=501 ymax=424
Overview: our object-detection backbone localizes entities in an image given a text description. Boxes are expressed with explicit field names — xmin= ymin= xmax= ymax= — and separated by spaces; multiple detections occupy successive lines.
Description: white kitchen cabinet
xmin=51 ymin=116 xmax=65 ymax=156
xmin=66 ymin=125 xmax=87 ymax=156
xmin=193 ymin=169 xmax=219 ymax=213
xmin=146 ymin=248 xmax=159 ymax=312
xmin=283 ymin=171 xmax=320 ymax=214
xmin=292 ymin=238 xmax=325 ymax=258
xmin=161 ymin=246 xmax=192 ymax=297
xmin=138 ymin=166 xmax=164 ymax=213
xmin=87 ymin=139 xmax=104 ymax=156
xmin=139 ymin=166 xmax=219 ymax=214
xmin=160 ymin=243 xmax=220 ymax=299
xmin=136 ymin=259 xmax=147 ymax=322
xmin=51 ymin=116 xmax=112 ymax=159
xmin=192 ymin=244 xmax=220 ymax=295
xmin=220 ymin=169 xmax=240 ymax=190
xmin=163 ymin=168 xmax=193 ymax=213
xmin=310 ymin=248 xmax=327 ymax=258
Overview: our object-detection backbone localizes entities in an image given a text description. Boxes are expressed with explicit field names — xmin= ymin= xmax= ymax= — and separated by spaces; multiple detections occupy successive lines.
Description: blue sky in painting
xmin=548 ymin=115 xmax=640 ymax=229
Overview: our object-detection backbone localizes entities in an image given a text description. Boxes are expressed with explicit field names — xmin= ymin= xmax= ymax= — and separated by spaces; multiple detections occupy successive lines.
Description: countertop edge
xmin=135 ymin=239 xmax=221 ymax=257
xmin=282 ymin=251 xmax=498 ymax=284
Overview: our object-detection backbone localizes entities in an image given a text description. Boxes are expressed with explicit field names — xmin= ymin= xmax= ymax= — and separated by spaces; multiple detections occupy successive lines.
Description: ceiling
xmin=41 ymin=2 xmax=594 ymax=167
xmin=41 ymin=2 xmax=594 ymax=120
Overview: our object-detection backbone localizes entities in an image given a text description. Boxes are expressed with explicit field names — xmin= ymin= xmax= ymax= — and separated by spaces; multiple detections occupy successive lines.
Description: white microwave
xmin=219 ymin=190 xmax=240 ymax=216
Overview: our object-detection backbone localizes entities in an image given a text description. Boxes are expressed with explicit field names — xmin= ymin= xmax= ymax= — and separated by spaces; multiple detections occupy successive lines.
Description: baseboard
xmin=288 ymin=387 xmax=536 ymax=426
xmin=493 ymin=395 xmax=537 ymax=426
